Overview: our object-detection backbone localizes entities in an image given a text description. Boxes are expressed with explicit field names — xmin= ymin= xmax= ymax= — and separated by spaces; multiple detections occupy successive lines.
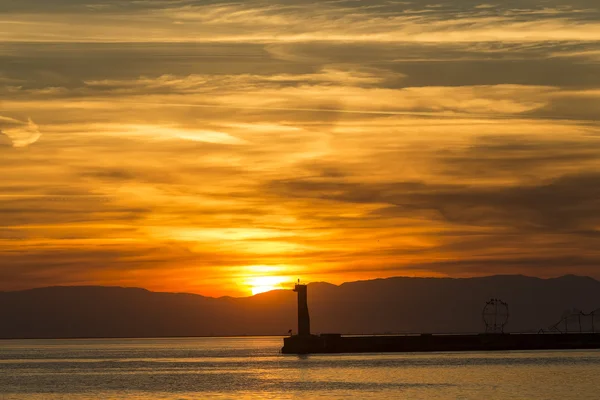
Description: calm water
xmin=1 ymin=337 xmax=599 ymax=399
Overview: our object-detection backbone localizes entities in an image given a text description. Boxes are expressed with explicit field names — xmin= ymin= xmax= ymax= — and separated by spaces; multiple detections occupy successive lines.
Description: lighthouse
xmin=294 ymin=282 xmax=310 ymax=336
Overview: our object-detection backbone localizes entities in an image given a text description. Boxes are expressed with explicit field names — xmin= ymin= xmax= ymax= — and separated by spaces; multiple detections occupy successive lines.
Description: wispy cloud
xmin=0 ymin=116 xmax=41 ymax=148
xmin=3 ymin=2 xmax=600 ymax=43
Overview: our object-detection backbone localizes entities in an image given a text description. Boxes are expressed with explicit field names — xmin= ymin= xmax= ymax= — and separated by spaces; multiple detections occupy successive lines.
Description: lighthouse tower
xmin=294 ymin=281 xmax=311 ymax=336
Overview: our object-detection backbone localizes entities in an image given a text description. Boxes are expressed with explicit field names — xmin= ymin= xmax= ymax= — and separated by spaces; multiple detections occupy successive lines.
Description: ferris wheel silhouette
xmin=482 ymin=298 xmax=509 ymax=333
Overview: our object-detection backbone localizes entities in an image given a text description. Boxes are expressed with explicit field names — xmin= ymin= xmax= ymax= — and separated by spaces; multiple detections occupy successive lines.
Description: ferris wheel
xmin=482 ymin=298 xmax=509 ymax=333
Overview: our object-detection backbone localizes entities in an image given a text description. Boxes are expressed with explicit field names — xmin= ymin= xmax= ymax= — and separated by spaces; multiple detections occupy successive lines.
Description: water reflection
xmin=1 ymin=338 xmax=599 ymax=399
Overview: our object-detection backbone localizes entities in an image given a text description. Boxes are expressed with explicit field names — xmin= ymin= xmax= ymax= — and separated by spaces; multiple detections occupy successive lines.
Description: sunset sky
xmin=1 ymin=0 xmax=600 ymax=297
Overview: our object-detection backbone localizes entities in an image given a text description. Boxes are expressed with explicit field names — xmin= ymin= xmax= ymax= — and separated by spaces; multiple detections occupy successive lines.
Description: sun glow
xmin=249 ymin=276 xmax=287 ymax=295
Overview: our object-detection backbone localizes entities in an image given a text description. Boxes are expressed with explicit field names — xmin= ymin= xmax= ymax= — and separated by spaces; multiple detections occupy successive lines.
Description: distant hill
xmin=1 ymin=275 xmax=600 ymax=339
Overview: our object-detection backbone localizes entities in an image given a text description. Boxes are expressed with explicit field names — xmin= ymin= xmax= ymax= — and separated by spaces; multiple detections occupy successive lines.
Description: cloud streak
xmin=0 ymin=116 xmax=41 ymax=148
xmin=3 ymin=2 xmax=600 ymax=43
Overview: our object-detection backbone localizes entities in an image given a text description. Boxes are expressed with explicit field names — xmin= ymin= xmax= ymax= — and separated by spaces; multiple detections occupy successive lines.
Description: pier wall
xmin=282 ymin=333 xmax=600 ymax=354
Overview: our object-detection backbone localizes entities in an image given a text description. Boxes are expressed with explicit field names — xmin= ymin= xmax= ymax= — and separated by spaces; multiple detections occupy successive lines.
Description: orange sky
xmin=1 ymin=0 xmax=600 ymax=297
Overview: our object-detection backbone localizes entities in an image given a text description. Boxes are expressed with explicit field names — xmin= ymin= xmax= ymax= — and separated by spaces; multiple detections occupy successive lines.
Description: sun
xmin=249 ymin=276 xmax=286 ymax=295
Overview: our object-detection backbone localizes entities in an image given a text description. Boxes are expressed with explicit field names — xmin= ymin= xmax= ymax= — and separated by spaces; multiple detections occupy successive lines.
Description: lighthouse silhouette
xmin=294 ymin=280 xmax=311 ymax=336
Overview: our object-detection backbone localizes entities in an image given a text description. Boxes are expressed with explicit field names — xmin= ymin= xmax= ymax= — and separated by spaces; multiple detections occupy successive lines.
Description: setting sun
xmin=249 ymin=276 xmax=287 ymax=295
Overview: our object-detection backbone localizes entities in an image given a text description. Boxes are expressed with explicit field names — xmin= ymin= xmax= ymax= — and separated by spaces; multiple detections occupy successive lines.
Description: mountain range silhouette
xmin=2 ymin=275 xmax=600 ymax=339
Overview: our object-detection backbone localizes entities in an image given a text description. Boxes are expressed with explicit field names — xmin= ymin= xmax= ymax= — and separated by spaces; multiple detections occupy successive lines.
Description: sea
xmin=1 ymin=337 xmax=599 ymax=399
